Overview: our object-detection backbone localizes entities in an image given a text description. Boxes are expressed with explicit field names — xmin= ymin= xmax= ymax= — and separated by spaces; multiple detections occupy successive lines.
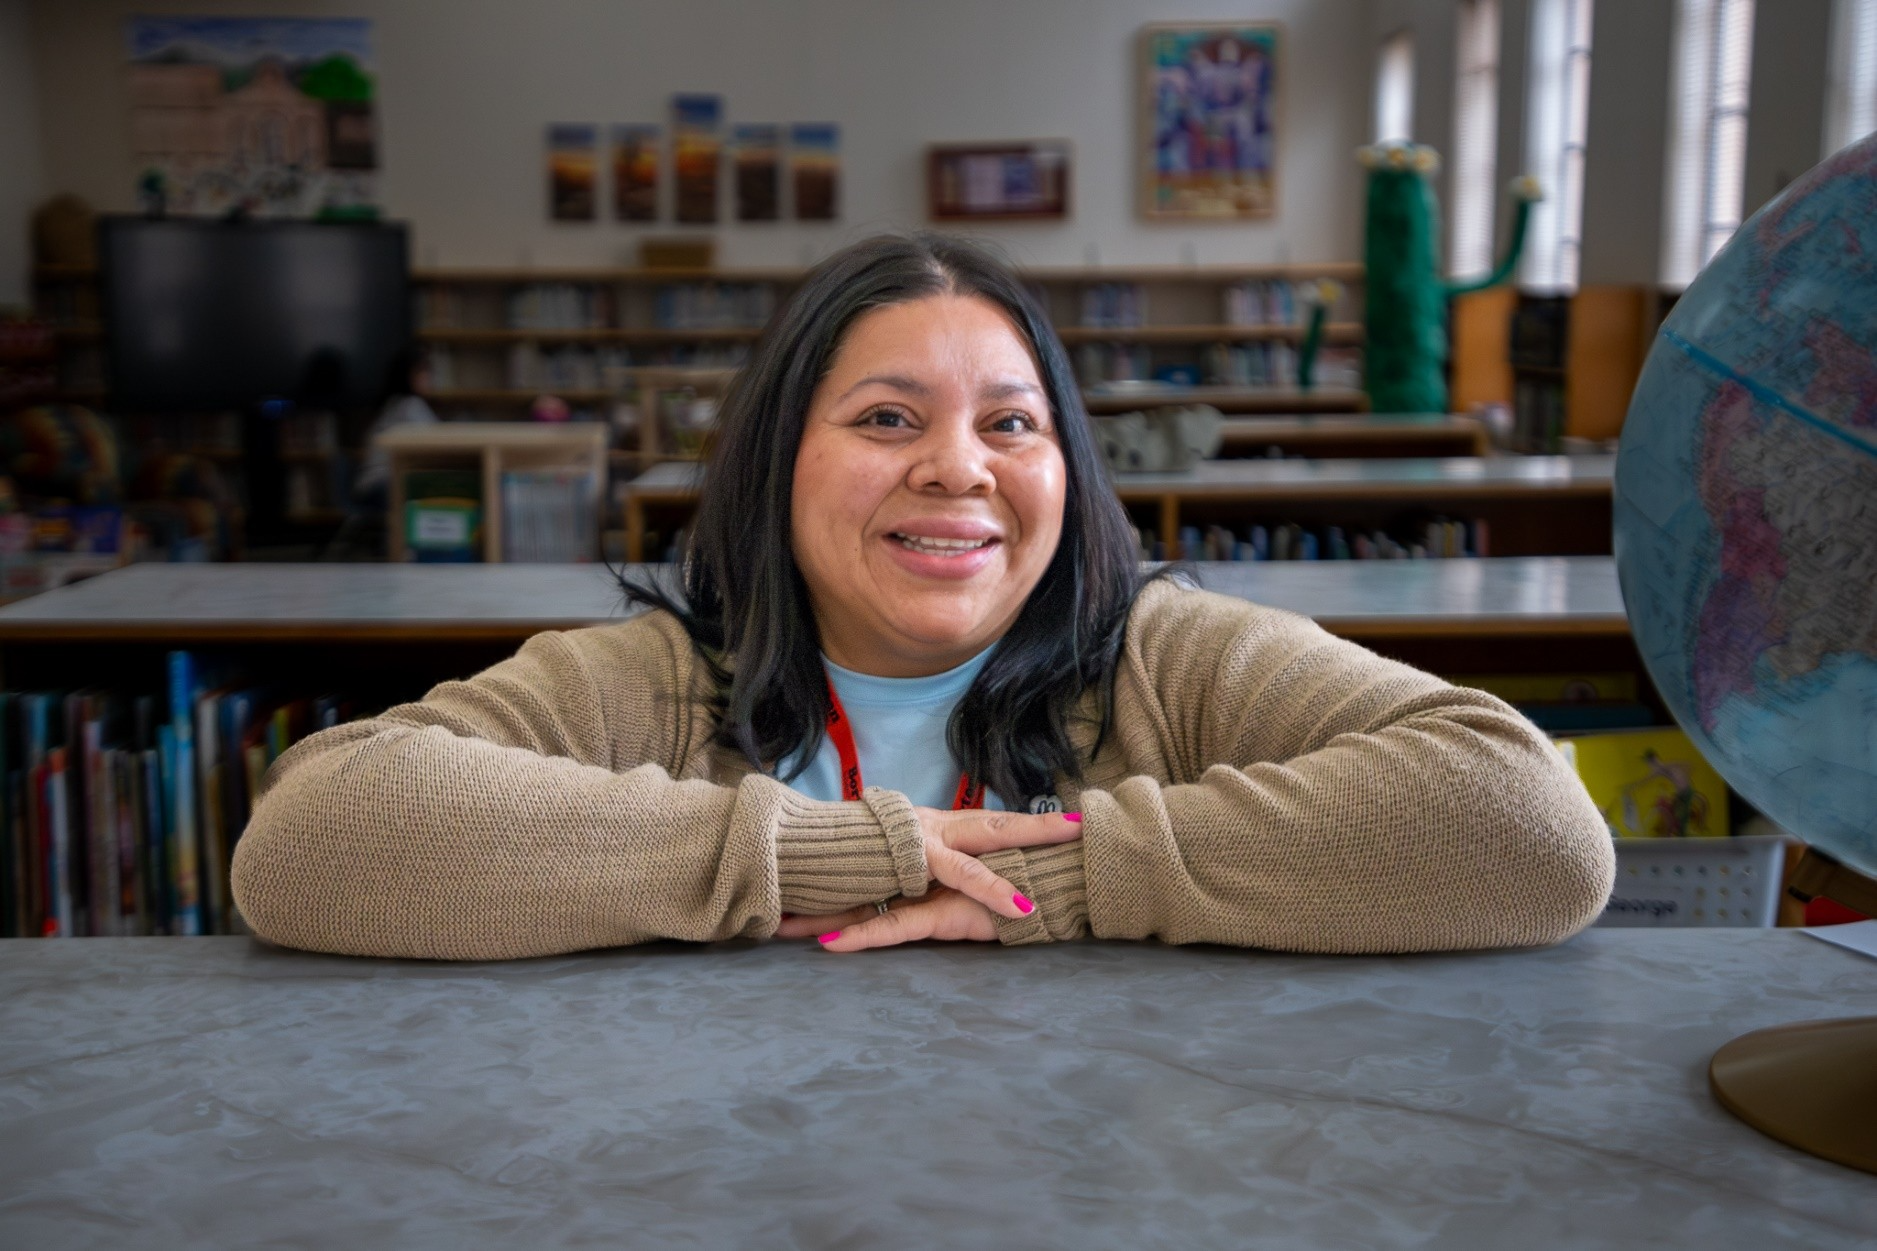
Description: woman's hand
xmin=776 ymin=887 xmax=998 ymax=951
xmin=772 ymin=807 xmax=1077 ymax=946
xmin=912 ymin=807 xmax=1079 ymax=917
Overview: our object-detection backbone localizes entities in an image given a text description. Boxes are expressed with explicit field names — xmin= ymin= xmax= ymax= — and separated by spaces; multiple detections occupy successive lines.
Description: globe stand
xmin=1708 ymin=849 xmax=1877 ymax=1175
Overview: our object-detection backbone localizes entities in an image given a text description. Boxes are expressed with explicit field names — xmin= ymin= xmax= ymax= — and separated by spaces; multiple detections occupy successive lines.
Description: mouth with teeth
xmin=890 ymin=533 xmax=995 ymax=555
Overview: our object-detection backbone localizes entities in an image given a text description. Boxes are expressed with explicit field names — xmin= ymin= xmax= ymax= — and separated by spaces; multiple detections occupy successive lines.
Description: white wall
xmin=0 ymin=0 xmax=45 ymax=308
xmin=26 ymin=0 xmax=1373 ymax=270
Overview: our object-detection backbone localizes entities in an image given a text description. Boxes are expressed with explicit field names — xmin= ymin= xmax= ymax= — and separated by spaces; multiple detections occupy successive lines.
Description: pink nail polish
xmin=818 ymin=931 xmax=841 ymax=943
xmin=1013 ymin=894 xmax=1034 ymax=914
xmin=1062 ymin=812 xmax=1082 ymax=822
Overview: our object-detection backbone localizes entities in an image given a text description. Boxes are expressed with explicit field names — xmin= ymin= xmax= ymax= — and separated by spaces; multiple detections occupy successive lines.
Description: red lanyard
xmin=825 ymin=676 xmax=984 ymax=810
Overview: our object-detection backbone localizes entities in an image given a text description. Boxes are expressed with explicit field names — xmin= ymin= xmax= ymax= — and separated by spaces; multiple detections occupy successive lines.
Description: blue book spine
xmin=1249 ymin=526 xmax=1269 ymax=561
xmin=164 ymin=652 xmax=202 ymax=936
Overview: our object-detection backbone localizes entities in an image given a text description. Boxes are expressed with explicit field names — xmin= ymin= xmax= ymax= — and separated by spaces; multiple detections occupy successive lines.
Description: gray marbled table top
xmin=2 ymin=932 xmax=1873 ymax=1250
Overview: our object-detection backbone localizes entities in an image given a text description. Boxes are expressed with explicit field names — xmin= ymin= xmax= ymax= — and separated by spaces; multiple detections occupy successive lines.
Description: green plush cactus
xmin=1359 ymin=142 xmax=1541 ymax=414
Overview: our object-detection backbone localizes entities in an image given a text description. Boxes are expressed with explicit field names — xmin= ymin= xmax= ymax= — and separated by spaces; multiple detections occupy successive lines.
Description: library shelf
xmin=1216 ymin=414 xmax=1488 ymax=459
xmin=1054 ymin=323 xmax=1363 ymax=345
xmin=617 ymin=455 xmax=1614 ymax=563
xmin=417 ymin=327 xmax=765 ymax=345
xmin=376 ymin=422 xmax=608 ymax=563
xmin=1081 ymin=386 xmax=1369 ymax=415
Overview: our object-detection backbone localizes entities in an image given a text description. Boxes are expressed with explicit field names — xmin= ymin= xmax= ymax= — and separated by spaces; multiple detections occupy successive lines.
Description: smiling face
xmin=790 ymin=293 xmax=1067 ymax=678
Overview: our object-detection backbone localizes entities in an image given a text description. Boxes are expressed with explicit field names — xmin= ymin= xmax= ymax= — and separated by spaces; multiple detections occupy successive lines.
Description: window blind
xmin=1451 ymin=0 xmax=1502 ymax=279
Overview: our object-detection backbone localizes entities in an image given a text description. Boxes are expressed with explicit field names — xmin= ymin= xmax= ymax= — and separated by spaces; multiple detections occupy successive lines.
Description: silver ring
xmin=874 ymin=900 xmax=892 ymax=917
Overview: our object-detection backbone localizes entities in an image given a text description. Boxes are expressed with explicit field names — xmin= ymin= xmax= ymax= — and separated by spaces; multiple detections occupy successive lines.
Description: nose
xmin=909 ymin=411 xmax=995 ymax=496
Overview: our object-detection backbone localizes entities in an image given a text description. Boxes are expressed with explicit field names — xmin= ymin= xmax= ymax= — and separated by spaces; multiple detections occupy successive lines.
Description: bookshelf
xmin=617 ymin=454 xmax=1615 ymax=563
xmin=378 ymin=423 xmax=607 ymax=562
xmin=1214 ymin=413 xmax=1487 ymax=459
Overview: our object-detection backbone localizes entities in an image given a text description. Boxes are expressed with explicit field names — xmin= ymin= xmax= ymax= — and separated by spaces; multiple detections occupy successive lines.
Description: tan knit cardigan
xmin=231 ymin=580 xmax=1615 ymax=959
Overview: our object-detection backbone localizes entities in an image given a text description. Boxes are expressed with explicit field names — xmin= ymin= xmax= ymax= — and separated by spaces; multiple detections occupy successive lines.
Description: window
xmin=1451 ymin=0 xmax=1502 ymax=279
xmin=1521 ymin=0 xmax=1595 ymax=293
xmin=1662 ymin=0 xmax=1757 ymax=288
xmin=1825 ymin=0 xmax=1877 ymax=156
xmin=1375 ymin=30 xmax=1415 ymax=143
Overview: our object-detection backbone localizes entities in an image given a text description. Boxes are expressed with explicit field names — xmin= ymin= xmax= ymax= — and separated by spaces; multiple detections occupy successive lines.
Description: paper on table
xmin=1804 ymin=919 xmax=1877 ymax=961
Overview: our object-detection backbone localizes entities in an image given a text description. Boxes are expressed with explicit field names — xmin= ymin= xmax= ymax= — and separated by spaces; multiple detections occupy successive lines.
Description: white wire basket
xmin=1598 ymin=834 xmax=1789 ymax=928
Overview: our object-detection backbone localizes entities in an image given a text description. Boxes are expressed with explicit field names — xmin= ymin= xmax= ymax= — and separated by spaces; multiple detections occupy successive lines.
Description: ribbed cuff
xmin=861 ymin=785 xmax=929 ymax=899
xmin=982 ymin=840 xmax=1089 ymax=945
xmin=772 ymin=788 xmax=905 ymax=915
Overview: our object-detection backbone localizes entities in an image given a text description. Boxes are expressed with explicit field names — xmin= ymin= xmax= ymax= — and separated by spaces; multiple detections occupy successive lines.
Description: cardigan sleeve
xmin=230 ymin=612 xmax=921 ymax=960
xmin=987 ymin=584 xmax=1614 ymax=953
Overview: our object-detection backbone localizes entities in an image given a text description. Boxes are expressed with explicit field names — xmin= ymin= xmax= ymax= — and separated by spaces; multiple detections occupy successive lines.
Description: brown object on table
xmin=640 ymin=238 xmax=716 ymax=269
xmin=1710 ymin=1017 xmax=1877 ymax=1176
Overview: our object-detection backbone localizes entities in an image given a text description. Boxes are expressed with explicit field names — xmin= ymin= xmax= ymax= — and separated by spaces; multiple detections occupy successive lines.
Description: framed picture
xmin=1139 ymin=23 xmax=1280 ymax=220
xmin=927 ymin=141 xmax=1070 ymax=221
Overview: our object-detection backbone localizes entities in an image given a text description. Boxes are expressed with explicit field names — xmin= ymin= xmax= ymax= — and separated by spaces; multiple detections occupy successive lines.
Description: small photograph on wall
xmin=790 ymin=124 xmax=840 ymax=220
xmin=612 ymin=125 xmax=660 ymax=222
xmin=547 ymin=124 xmax=598 ymax=221
xmin=124 ymin=16 xmax=379 ymax=219
xmin=1140 ymin=23 xmax=1279 ymax=220
xmin=672 ymin=94 xmax=723 ymax=224
xmin=733 ymin=125 xmax=781 ymax=222
xmin=928 ymin=141 xmax=1070 ymax=221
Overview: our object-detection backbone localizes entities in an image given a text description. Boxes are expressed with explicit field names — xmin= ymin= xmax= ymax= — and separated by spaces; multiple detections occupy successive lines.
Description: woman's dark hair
xmin=620 ymin=233 xmax=1148 ymax=806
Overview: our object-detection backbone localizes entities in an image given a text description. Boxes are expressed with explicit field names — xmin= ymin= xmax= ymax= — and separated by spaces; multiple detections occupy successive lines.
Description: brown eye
xmin=989 ymin=411 xmax=1038 ymax=434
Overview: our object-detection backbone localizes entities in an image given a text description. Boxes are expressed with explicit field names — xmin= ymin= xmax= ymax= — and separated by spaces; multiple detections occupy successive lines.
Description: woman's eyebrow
xmin=836 ymin=373 xmax=932 ymax=402
xmin=979 ymin=379 xmax=1044 ymax=401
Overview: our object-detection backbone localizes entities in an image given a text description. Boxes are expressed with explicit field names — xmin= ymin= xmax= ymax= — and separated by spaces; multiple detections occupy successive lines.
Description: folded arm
xmin=231 ymin=617 xmax=920 ymax=959
xmin=985 ymin=588 xmax=1615 ymax=953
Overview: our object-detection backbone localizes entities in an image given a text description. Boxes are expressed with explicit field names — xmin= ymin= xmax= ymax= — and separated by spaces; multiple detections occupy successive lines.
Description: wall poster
xmin=1140 ymin=23 xmax=1280 ymax=220
xmin=790 ymin=123 xmax=840 ymax=221
xmin=547 ymin=124 xmax=598 ymax=221
xmin=672 ymin=95 xmax=724 ymax=224
xmin=124 ymin=16 xmax=378 ymax=218
xmin=733 ymin=125 xmax=780 ymax=222
xmin=612 ymin=125 xmax=661 ymax=222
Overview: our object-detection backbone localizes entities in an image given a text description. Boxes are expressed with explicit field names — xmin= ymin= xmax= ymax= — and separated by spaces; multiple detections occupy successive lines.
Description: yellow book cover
xmin=1554 ymin=727 xmax=1729 ymax=838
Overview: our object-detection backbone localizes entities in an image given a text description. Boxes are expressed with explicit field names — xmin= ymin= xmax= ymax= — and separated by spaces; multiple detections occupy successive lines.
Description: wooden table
xmin=618 ymin=456 xmax=1615 ymax=561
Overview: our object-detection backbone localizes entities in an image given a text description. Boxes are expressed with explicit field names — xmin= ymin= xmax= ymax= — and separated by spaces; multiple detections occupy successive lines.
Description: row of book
xmin=504 ymin=283 xmax=615 ymax=331
xmin=1 ymin=653 xmax=347 ymax=939
xmin=1132 ymin=518 xmax=1490 ymax=562
xmin=420 ymin=343 xmax=751 ymax=392
xmin=1077 ymin=282 xmax=1146 ymax=329
xmin=501 ymin=469 xmax=599 ymax=562
xmin=652 ymin=283 xmax=777 ymax=330
xmin=1221 ymin=279 xmax=1301 ymax=327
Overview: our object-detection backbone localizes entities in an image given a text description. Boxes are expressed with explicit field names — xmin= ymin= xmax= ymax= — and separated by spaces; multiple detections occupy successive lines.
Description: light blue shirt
xmin=783 ymin=647 xmax=1008 ymax=812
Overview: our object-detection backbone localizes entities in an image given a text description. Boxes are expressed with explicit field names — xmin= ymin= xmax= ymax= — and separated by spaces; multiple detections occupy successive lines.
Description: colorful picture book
xmin=1554 ymin=726 xmax=1731 ymax=840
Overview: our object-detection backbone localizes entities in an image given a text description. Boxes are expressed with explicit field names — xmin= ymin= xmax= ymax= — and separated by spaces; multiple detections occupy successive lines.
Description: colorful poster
xmin=790 ymin=123 xmax=840 ymax=221
xmin=734 ymin=124 xmax=780 ymax=222
xmin=124 ymin=16 xmax=378 ymax=219
xmin=547 ymin=124 xmax=597 ymax=221
xmin=672 ymin=94 xmax=723 ymax=224
xmin=611 ymin=125 xmax=661 ymax=222
xmin=1140 ymin=24 xmax=1279 ymax=220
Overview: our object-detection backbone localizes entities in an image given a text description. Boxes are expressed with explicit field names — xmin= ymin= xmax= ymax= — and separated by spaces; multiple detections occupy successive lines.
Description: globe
xmin=1615 ymin=132 xmax=1877 ymax=883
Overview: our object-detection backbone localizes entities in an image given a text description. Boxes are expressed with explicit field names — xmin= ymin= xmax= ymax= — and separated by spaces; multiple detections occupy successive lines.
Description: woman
xmin=232 ymin=235 xmax=1613 ymax=960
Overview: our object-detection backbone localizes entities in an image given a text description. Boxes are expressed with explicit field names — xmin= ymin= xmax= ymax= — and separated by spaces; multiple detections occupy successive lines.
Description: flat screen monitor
xmin=100 ymin=217 xmax=411 ymax=413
